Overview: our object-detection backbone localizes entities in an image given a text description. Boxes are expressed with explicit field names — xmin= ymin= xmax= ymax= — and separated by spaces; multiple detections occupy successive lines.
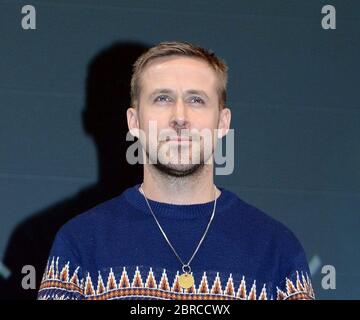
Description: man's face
xmin=128 ymin=56 xmax=230 ymax=177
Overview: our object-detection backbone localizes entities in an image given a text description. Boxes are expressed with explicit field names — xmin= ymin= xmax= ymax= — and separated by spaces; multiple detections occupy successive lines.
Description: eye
xmin=189 ymin=96 xmax=205 ymax=105
xmin=154 ymin=95 xmax=172 ymax=103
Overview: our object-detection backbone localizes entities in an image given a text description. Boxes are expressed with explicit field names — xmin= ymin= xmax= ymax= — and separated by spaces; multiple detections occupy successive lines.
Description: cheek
xmin=139 ymin=109 xmax=167 ymax=127
xmin=139 ymin=118 xmax=167 ymax=144
xmin=196 ymin=116 xmax=220 ymax=132
xmin=196 ymin=108 xmax=219 ymax=124
xmin=197 ymin=117 xmax=220 ymax=146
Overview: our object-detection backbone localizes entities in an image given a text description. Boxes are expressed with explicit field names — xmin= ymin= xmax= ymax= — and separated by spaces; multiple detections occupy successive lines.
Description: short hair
xmin=130 ymin=41 xmax=228 ymax=109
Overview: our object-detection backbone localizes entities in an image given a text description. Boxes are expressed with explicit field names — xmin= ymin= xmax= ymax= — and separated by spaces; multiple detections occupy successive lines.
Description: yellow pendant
xmin=178 ymin=272 xmax=194 ymax=289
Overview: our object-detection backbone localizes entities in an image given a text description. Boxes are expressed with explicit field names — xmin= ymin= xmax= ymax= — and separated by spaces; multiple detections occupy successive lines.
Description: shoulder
xmin=56 ymin=193 xmax=124 ymax=242
xmin=223 ymin=189 xmax=311 ymax=288
xmin=222 ymin=188 xmax=305 ymax=253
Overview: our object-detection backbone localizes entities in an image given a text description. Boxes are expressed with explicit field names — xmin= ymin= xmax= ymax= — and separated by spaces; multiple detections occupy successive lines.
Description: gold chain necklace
xmin=139 ymin=183 xmax=217 ymax=289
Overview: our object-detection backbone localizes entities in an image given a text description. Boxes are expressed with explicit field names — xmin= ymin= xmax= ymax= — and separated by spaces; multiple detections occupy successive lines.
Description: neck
xmin=141 ymin=163 xmax=220 ymax=205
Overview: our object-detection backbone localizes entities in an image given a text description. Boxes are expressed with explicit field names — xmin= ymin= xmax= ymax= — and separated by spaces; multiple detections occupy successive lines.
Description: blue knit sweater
xmin=37 ymin=184 xmax=314 ymax=300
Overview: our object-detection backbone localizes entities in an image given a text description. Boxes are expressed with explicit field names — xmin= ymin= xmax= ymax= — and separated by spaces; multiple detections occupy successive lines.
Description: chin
xmin=154 ymin=162 xmax=204 ymax=177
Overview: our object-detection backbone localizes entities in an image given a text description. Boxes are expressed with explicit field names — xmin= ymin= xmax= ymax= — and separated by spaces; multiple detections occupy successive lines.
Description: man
xmin=38 ymin=41 xmax=314 ymax=300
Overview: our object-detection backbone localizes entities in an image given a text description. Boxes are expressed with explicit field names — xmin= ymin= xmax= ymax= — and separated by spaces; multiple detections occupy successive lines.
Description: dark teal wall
xmin=0 ymin=0 xmax=359 ymax=299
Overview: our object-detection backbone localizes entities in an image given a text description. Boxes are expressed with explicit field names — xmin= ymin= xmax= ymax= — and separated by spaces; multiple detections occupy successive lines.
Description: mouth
xmin=166 ymin=136 xmax=192 ymax=142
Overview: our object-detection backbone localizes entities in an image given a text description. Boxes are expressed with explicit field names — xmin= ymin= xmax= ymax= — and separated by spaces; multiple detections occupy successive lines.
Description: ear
xmin=217 ymin=107 xmax=231 ymax=139
xmin=126 ymin=106 xmax=140 ymax=138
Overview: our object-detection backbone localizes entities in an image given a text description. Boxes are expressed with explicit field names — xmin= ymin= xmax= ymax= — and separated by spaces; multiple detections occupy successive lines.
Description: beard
xmin=153 ymin=161 xmax=204 ymax=177
xmin=145 ymin=142 xmax=208 ymax=177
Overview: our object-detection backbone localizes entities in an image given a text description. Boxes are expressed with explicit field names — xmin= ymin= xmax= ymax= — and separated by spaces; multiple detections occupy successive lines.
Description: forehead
xmin=140 ymin=56 xmax=218 ymax=94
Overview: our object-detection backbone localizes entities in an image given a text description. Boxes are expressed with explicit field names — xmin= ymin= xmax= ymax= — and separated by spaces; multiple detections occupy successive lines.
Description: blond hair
xmin=130 ymin=41 xmax=228 ymax=109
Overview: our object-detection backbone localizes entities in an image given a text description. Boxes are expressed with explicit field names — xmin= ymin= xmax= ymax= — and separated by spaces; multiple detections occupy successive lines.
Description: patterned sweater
xmin=37 ymin=184 xmax=315 ymax=300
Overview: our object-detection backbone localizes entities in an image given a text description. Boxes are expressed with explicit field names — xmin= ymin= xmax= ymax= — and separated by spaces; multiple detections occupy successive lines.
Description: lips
xmin=166 ymin=136 xmax=192 ymax=142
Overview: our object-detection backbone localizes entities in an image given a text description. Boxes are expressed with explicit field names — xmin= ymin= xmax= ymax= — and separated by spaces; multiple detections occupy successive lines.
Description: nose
xmin=170 ymin=99 xmax=189 ymax=129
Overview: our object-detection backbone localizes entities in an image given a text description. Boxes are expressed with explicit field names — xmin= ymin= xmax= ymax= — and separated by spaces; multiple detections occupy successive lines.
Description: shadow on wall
xmin=0 ymin=42 xmax=149 ymax=299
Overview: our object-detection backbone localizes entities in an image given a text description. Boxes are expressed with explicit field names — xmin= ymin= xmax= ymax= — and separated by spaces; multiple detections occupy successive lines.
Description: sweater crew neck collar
xmin=124 ymin=184 xmax=235 ymax=219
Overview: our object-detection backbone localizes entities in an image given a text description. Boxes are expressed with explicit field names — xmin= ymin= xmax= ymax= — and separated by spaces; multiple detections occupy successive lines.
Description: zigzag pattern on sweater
xmin=38 ymin=257 xmax=315 ymax=300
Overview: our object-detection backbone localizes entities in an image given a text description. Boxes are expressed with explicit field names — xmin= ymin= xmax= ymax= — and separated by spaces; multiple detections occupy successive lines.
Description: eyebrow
xmin=148 ymin=88 xmax=210 ymax=101
xmin=149 ymin=89 xmax=174 ymax=100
